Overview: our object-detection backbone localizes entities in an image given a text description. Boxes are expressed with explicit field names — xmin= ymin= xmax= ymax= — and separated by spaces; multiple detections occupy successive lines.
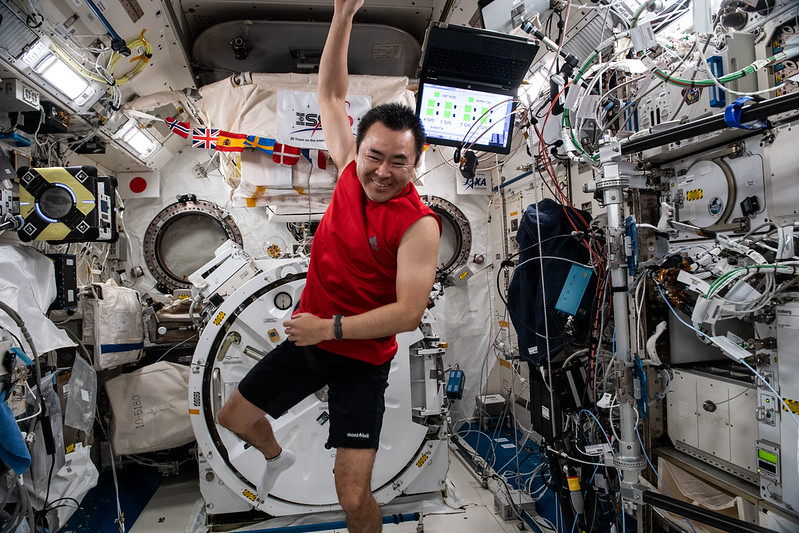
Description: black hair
xmin=355 ymin=103 xmax=425 ymax=163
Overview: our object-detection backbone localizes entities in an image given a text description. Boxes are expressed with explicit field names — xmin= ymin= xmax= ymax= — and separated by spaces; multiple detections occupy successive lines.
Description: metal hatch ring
xmin=143 ymin=195 xmax=243 ymax=293
xmin=423 ymin=195 xmax=472 ymax=277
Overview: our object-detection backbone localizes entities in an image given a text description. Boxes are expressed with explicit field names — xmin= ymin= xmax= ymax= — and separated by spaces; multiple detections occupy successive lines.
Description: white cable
xmin=14 ymin=383 xmax=42 ymax=422
xmin=694 ymin=33 xmax=785 ymax=97
xmin=105 ymin=438 xmax=126 ymax=532
xmin=531 ymin=169 xmax=558 ymax=439
xmin=546 ymin=445 xmax=604 ymax=466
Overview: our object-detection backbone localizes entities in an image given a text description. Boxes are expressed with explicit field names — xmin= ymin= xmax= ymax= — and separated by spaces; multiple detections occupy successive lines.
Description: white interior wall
xmin=118 ymin=141 xmax=501 ymax=425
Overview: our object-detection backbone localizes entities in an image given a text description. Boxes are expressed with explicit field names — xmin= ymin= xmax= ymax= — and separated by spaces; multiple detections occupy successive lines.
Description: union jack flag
xmin=300 ymin=148 xmax=328 ymax=170
xmin=165 ymin=117 xmax=191 ymax=139
xmin=192 ymin=128 xmax=219 ymax=149
xmin=272 ymin=143 xmax=301 ymax=165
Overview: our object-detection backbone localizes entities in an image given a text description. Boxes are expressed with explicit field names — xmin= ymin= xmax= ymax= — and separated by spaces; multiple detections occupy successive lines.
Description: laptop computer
xmin=415 ymin=22 xmax=539 ymax=154
xmin=419 ymin=21 xmax=539 ymax=91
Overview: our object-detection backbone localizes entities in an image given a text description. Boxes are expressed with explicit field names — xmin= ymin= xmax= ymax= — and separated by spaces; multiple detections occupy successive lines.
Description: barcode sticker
xmin=677 ymin=270 xmax=710 ymax=295
xmin=630 ymin=22 xmax=656 ymax=54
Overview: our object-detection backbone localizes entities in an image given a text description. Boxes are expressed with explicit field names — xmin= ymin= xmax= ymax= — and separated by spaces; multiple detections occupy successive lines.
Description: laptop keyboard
xmin=426 ymin=47 xmax=530 ymax=87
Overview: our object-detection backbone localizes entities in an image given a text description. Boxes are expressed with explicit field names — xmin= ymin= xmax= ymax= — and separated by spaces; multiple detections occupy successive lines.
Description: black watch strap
xmin=333 ymin=314 xmax=343 ymax=340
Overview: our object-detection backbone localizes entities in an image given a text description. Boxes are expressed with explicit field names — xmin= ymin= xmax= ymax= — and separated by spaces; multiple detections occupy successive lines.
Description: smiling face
xmin=355 ymin=122 xmax=419 ymax=203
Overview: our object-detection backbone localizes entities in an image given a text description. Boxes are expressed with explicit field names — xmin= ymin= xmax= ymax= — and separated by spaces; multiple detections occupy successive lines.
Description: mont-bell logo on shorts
xmin=368 ymin=236 xmax=378 ymax=251
xmin=347 ymin=432 xmax=370 ymax=439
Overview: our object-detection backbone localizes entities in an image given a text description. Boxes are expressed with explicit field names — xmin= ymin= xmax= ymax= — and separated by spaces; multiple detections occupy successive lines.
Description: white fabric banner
xmin=241 ymin=150 xmax=293 ymax=189
xmin=276 ymin=90 xmax=372 ymax=149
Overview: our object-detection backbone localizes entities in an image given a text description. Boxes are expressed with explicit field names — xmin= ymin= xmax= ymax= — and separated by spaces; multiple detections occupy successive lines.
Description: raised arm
xmin=318 ymin=0 xmax=363 ymax=170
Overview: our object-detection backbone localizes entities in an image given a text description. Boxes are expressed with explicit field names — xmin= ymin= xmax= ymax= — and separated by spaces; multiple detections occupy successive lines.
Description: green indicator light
xmin=426 ymin=109 xmax=434 ymax=116
xmin=428 ymin=99 xmax=435 ymax=107
xmin=465 ymin=105 xmax=472 ymax=112
xmin=464 ymin=115 xmax=471 ymax=121
xmin=445 ymin=102 xmax=453 ymax=109
xmin=758 ymin=449 xmax=778 ymax=464
xmin=444 ymin=111 xmax=451 ymax=118
xmin=469 ymin=97 xmax=474 ymax=102
xmin=435 ymin=92 xmax=440 ymax=97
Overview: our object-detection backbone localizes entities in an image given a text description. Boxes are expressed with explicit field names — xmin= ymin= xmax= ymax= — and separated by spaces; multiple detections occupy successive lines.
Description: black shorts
xmin=237 ymin=341 xmax=391 ymax=449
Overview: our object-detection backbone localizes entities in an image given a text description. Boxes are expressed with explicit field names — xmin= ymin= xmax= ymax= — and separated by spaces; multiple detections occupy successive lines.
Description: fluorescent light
xmin=115 ymin=120 xmax=135 ymax=139
xmin=127 ymin=130 xmax=157 ymax=157
xmin=34 ymin=53 xmax=90 ymax=100
xmin=116 ymin=119 xmax=159 ymax=158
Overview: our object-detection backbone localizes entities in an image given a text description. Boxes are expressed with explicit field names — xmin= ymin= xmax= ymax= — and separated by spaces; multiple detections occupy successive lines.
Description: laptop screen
xmin=416 ymin=81 xmax=518 ymax=154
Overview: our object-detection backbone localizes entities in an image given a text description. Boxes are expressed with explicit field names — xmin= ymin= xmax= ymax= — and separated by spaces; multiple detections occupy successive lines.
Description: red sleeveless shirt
xmin=298 ymin=160 xmax=439 ymax=364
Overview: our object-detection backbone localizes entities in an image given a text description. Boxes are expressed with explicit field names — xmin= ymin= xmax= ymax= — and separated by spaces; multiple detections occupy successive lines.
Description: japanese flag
xmin=116 ymin=171 xmax=160 ymax=199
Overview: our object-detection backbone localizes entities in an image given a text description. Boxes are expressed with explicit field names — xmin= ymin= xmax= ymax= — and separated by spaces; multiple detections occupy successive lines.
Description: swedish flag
xmin=244 ymin=136 xmax=275 ymax=155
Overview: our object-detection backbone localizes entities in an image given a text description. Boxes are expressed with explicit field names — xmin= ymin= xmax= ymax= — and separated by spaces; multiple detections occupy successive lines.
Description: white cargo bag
xmin=105 ymin=361 xmax=194 ymax=454
xmin=80 ymin=281 xmax=144 ymax=370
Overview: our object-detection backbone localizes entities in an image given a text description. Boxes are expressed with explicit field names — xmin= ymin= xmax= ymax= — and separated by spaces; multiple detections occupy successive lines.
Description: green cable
xmin=561 ymin=50 xmax=600 ymax=159
xmin=706 ymin=264 xmax=796 ymax=297
xmin=631 ymin=0 xmax=777 ymax=91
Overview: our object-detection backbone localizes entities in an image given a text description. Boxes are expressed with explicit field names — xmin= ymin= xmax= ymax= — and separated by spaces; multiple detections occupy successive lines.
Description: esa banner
xmin=275 ymin=90 xmax=372 ymax=149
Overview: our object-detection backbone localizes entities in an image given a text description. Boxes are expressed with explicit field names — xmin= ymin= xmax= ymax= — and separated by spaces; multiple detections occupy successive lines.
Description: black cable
xmin=40 ymin=497 xmax=92 ymax=531
xmin=41 ymin=448 xmax=56 ymax=514
xmin=60 ymin=327 xmax=93 ymax=366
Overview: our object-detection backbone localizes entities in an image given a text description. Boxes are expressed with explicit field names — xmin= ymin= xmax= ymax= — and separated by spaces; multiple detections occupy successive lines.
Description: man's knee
xmin=216 ymin=400 xmax=236 ymax=430
xmin=217 ymin=390 xmax=252 ymax=432
xmin=336 ymin=483 xmax=373 ymax=515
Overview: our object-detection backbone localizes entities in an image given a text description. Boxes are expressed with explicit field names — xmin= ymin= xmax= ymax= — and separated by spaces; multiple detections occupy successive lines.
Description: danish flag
xmin=272 ymin=143 xmax=301 ymax=165
xmin=192 ymin=128 xmax=219 ymax=149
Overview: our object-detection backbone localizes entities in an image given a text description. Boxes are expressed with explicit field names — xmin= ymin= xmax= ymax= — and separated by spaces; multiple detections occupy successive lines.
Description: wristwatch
xmin=333 ymin=314 xmax=343 ymax=340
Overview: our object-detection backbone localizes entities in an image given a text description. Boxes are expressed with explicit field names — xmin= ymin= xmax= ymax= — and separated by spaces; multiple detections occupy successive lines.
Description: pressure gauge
xmin=274 ymin=291 xmax=292 ymax=310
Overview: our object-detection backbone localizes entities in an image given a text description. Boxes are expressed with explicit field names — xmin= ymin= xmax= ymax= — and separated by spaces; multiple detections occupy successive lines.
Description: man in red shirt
xmin=217 ymin=0 xmax=441 ymax=531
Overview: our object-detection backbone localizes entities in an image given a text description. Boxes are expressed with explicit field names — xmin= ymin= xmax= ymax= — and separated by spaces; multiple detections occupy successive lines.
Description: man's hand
xmin=283 ymin=313 xmax=332 ymax=346
xmin=335 ymin=0 xmax=364 ymax=17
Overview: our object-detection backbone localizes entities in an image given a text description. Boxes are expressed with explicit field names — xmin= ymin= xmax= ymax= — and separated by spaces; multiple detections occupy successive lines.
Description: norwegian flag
xmin=165 ymin=117 xmax=191 ymax=139
xmin=300 ymin=148 xmax=328 ymax=170
xmin=272 ymin=143 xmax=301 ymax=165
xmin=192 ymin=127 xmax=219 ymax=149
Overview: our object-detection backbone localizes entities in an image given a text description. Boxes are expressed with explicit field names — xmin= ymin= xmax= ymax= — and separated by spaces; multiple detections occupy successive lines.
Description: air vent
xmin=562 ymin=11 xmax=617 ymax=63
xmin=0 ymin=3 xmax=39 ymax=59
